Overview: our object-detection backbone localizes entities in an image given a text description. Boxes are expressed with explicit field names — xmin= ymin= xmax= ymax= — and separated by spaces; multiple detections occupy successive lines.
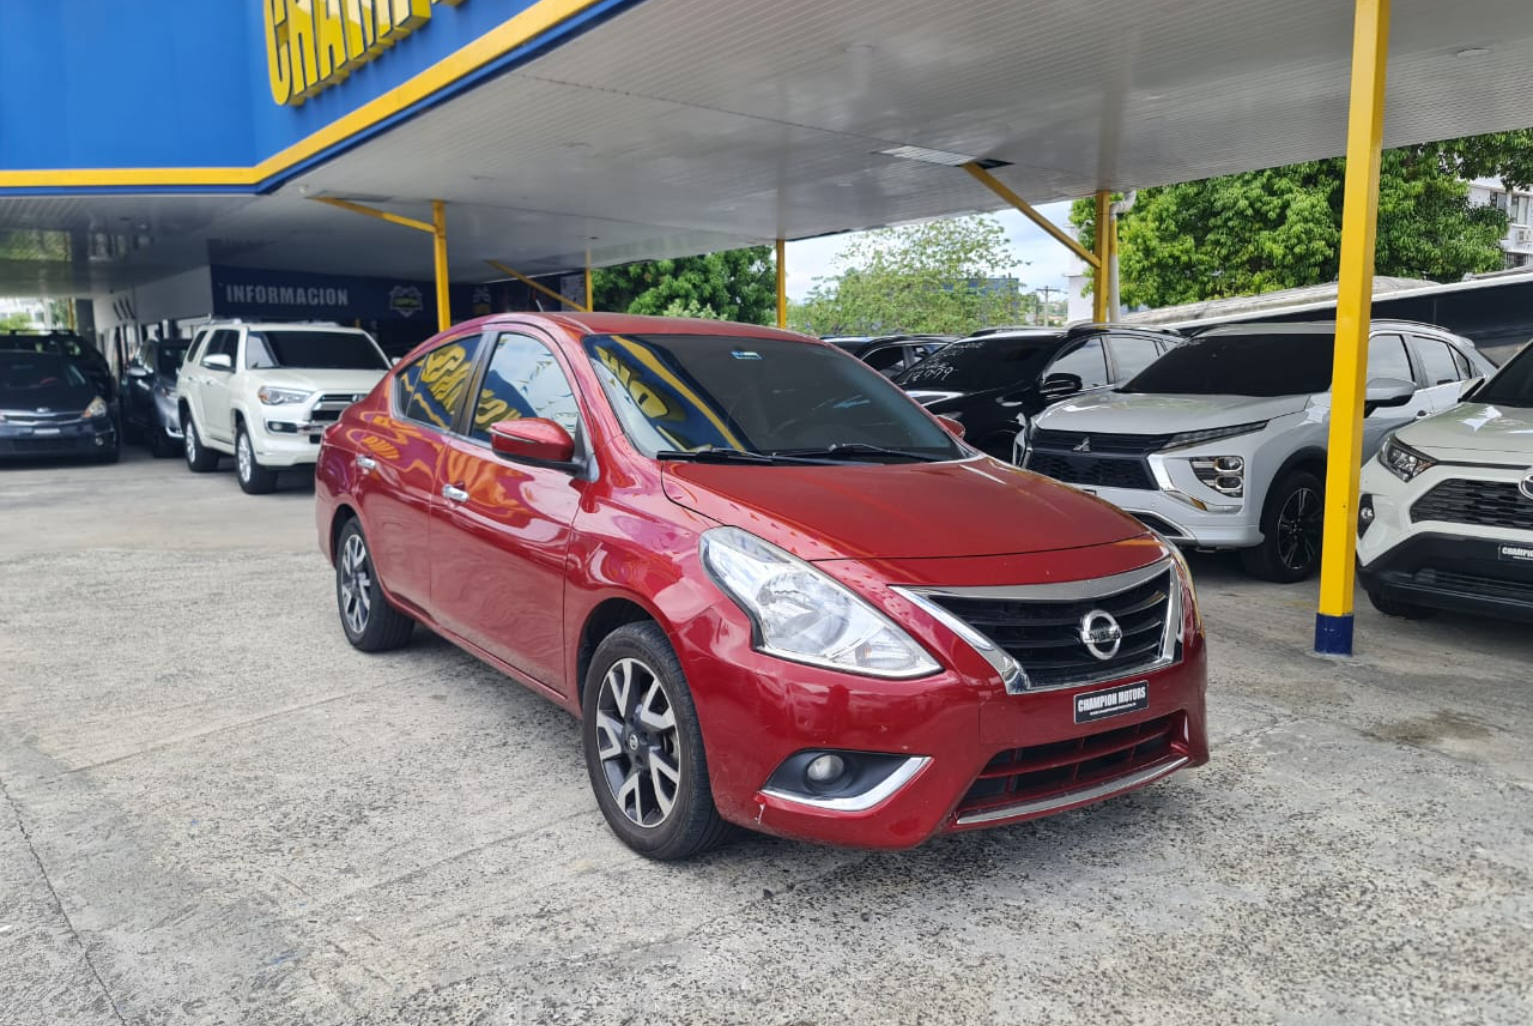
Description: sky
xmin=783 ymin=201 xmax=1077 ymax=303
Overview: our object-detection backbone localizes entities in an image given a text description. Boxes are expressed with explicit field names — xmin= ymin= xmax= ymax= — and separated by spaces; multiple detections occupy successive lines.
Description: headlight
xmin=700 ymin=527 xmax=939 ymax=679
xmin=1378 ymin=435 xmax=1436 ymax=482
xmin=257 ymin=386 xmax=313 ymax=406
xmin=1161 ymin=420 xmax=1268 ymax=451
xmin=84 ymin=397 xmax=108 ymax=419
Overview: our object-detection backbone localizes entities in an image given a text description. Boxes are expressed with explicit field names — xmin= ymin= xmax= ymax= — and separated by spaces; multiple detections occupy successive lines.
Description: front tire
xmin=235 ymin=423 xmax=279 ymax=495
xmin=1241 ymin=470 xmax=1324 ymax=583
xmin=583 ymin=622 xmax=729 ymax=861
xmin=334 ymin=519 xmax=414 ymax=652
xmin=182 ymin=412 xmax=219 ymax=472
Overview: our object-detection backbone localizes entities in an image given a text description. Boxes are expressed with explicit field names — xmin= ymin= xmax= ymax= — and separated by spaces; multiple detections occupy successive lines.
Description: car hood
xmin=661 ymin=457 xmax=1147 ymax=562
xmin=0 ymin=382 xmax=98 ymax=414
xmin=255 ymin=368 xmax=388 ymax=395
xmin=1398 ymin=401 xmax=1533 ymax=459
xmin=1035 ymin=391 xmax=1311 ymax=432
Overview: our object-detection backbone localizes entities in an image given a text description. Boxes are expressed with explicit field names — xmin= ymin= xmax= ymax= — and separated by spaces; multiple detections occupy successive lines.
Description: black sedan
xmin=0 ymin=351 xmax=119 ymax=462
xmin=892 ymin=325 xmax=1182 ymax=461
xmin=825 ymin=334 xmax=956 ymax=377
xmin=122 ymin=337 xmax=189 ymax=456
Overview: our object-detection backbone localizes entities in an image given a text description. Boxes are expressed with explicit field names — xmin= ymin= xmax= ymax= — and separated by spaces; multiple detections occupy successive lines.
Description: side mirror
xmin=126 ymin=365 xmax=149 ymax=378
xmin=1040 ymin=372 xmax=1084 ymax=401
xmin=202 ymin=353 xmax=233 ymax=372
xmin=490 ymin=418 xmax=577 ymax=466
xmin=936 ymin=415 xmax=965 ymax=439
xmin=1364 ymin=377 xmax=1415 ymax=416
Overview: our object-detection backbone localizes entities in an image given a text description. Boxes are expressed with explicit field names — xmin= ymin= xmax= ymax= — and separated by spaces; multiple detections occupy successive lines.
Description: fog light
xmin=1358 ymin=494 xmax=1376 ymax=537
xmin=806 ymin=754 xmax=845 ymax=784
xmin=1191 ymin=455 xmax=1245 ymax=497
xmin=266 ymin=421 xmax=299 ymax=434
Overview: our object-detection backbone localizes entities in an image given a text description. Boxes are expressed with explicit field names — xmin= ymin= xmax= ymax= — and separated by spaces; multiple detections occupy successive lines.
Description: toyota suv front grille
xmin=1411 ymin=479 xmax=1533 ymax=531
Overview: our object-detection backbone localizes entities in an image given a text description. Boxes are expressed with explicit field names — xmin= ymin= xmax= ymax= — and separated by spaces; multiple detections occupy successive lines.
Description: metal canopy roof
xmin=5 ymin=0 xmax=1533 ymax=297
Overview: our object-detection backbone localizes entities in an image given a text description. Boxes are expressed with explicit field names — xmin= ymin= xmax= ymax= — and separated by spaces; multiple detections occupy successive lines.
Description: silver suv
xmin=1023 ymin=321 xmax=1496 ymax=581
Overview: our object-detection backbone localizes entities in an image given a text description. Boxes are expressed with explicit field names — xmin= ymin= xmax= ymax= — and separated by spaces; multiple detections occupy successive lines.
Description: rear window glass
xmin=894 ymin=334 xmax=1061 ymax=392
xmin=1123 ymin=332 xmax=1334 ymax=396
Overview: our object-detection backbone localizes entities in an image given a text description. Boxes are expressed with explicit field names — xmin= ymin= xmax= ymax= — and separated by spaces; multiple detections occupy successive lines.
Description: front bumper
xmin=1068 ymin=483 xmax=1262 ymax=548
xmin=0 ymin=420 xmax=116 ymax=458
xmin=1359 ymin=533 xmax=1533 ymax=622
xmin=680 ymin=579 xmax=1209 ymax=850
xmin=249 ymin=416 xmax=332 ymax=467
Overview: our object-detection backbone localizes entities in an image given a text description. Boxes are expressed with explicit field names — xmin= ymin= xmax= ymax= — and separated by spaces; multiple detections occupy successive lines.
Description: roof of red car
xmin=467 ymin=311 xmax=818 ymax=343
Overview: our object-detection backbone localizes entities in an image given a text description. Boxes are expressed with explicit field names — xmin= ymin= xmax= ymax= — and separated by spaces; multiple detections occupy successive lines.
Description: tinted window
xmin=1413 ymin=337 xmax=1461 ymax=386
xmin=585 ymin=334 xmax=962 ymax=459
xmin=157 ymin=344 xmax=188 ymax=376
xmin=1475 ymin=343 xmax=1533 ymax=407
xmin=1109 ymin=335 xmax=1164 ymax=381
xmin=396 ymin=335 xmax=484 ymax=431
xmin=1048 ymin=338 xmax=1109 ymax=389
xmin=246 ymin=330 xmax=387 ymax=370
xmin=470 ymin=333 xmax=581 ymax=440
xmin=204 ymin=330 xmax=239 ymax=367
xmin=1123 ymin=332 xmax=1333 ymax=396
xmin=862 ymin=345 xmax=908 ymax=376
xmin=1450 ymin=347 xmax=1474 ymax=379
xmin=894 ymin=334 xmax=1062 ymax=392
xmin=1368 ymin=334 xmax=1413 ymax=382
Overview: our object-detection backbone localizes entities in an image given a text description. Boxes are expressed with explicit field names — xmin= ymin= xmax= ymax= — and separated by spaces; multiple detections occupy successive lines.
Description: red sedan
xmin=315 ymin=313 xmax=1208 ymax=859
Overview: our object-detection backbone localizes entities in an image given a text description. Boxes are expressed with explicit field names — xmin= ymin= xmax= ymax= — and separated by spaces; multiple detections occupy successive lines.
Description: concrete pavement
xmin=1 ymin=448 xmax=1529 ymax=1025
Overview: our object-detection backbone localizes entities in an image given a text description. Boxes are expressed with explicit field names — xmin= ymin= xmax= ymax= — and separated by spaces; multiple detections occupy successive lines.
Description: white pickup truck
xmin=178 ymin=321 xmax=391 ymax=494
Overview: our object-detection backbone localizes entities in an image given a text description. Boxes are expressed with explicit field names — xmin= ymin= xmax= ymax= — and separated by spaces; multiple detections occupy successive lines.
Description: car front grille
xmin=956 ymin=713 xmax=1185 ymax=822
xmin=923 ymin=566 xmax=1176 ymax=689
xmin=308 ymin=393 xmax=364 ymax=424
xmin=1029 ymin=429 xmax=1172 ymax=455
xmin=1410 ymin=479 xmax=1533 ymax=531
xmin=1025 ymin=451 xmax=1156 ymax=490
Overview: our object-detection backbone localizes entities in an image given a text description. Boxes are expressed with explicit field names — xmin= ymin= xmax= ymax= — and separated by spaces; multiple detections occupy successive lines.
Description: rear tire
xmin=235 ymin=423 xmax=279 ymax=495
xmin=582 ymin=622 xmax=729 ymax=861
xmin=182 ymin=412 xmax=219 ymax=472
xmin=1366 ymin=588 xmax=1439 ymax=620
xmin=334 ymin=518 xmax=414 ymax=652
xmin=1241 ymin=470 xmax=1324 ymax=583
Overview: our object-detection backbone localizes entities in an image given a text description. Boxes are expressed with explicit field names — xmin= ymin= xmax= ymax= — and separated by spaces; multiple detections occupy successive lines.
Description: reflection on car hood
xmin=1399 ymin=402 xmax=1533 ymax=457
xmin=1035 ymin=391 xmax=1311 ymax=433
xmin=662 ymin=457 xmax=1146 ymax=561
xmin=253 ymin=368 xmax=388 ymax=395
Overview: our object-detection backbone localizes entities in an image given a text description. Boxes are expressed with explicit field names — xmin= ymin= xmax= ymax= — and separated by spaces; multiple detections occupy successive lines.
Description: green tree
xmin=1070 ymin=133 xmax=1528 ymax=309
xmin=789 ymin=215 xmax=1025 ymax=335
xmin=0 ymin=311 xmax=34 ymax=331
xmin=593 ymin=246 xmax=776 ymax=324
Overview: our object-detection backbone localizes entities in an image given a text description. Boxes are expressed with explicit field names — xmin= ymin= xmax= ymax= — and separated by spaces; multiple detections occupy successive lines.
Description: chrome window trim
xmin=954 ymin=755 xmax=1189 ymax=825
xmin=894 ymin=558 xmax=1182 ymax=694
xmin=761 ymin=756 xmax=931 ymax=812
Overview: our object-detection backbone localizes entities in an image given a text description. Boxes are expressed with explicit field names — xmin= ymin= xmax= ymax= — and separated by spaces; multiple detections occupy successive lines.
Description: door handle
xmin=442 ymin=484 xmax=469 ymax=503
xmin=355 ymin=455 xmax=377 ymax=472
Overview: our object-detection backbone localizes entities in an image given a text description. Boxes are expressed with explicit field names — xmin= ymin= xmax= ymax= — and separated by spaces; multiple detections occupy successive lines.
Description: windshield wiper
xmin=765 ymin=443 xmax=946 ymax=462
xmin=655 ymin=447 xmax=833 ymax=465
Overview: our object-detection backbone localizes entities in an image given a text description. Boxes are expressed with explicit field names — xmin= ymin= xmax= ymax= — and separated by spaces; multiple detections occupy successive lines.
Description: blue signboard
xmin=210 ymin=265 xmax=445 ymax=322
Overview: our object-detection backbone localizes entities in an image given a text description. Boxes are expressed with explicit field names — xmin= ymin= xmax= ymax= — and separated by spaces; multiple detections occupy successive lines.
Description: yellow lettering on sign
xmin=313 ymin=0 xmax=351 ymax=82
xmin=268 ymin=0 xmax=463 ymax=105
xmin=264 ymin=0 xmax=293 ymax=106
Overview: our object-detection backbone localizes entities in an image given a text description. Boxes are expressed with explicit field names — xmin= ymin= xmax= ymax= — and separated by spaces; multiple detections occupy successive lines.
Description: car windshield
xmin=0 ymin=352 xmax=87 ymax=392
xmin=246 ymin=330 xmax=387 ymax=370
xmin=893 ymin=334 xmax=1061 ymax=392
xmin=157 ymin=345 xmax=188 ymax=376
xmin=583 ymin=333 xmax=964 ymax=461
xmin=1473 ymin=342 xmax=1533 ymax=407
xmin=1122 ymin=332 xmax=1333 ymax=396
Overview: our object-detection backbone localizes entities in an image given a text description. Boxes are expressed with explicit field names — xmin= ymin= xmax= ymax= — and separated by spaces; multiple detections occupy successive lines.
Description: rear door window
xmin=1367 ymin=334 xmax=1414 ymax=382
xmin=1107 ymin=335 xmax=1163 ymax=382
xmin=862 ymin=345 xmax=908 ymax=377
xmin=395 ymin=335 xmax=485 ymax=432
xmin=1047 ymin=337 xmax=1110 ymax=389
xmin=1411 ymin=336 xmax=1463 ymax=386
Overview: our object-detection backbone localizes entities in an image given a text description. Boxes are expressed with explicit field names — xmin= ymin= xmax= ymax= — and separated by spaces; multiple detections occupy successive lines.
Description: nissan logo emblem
xmin=1078 ymin=609 xmax=1124 ymax=661
xmin=1521 ymin=470 xmax=1533 ymax=501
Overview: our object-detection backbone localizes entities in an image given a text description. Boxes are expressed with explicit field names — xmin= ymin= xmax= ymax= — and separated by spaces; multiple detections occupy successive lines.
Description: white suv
xmin=1023 ymin=321 xmax=1496 ymax=581
xmin=1358 ymin=340 xmax=1533 ymax=622
xmin=178 ymin=321 xmax=391 ymax=493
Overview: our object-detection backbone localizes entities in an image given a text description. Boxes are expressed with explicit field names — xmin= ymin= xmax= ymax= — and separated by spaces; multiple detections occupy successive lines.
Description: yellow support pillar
xmin=432 ymin=200 xmax=450 ymax=333
xmin=1092 ymin=191 xmax=1110 ymax=323
xmin=585 ymin=249 xmax=594 ymax=312
xmin=775 ymin=238 xmax=787 ymax=329
xmin=1316 ymin=0 xmax=1391 ymax=656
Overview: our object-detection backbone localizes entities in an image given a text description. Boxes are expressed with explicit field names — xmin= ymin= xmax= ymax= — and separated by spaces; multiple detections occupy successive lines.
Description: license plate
xmin=1074 ymin=681 xmax=1149 ymax=724
xmin=32 ymin=427 xmax=61 ymax=436
xmin=1498 ymin=543 xmax=1533 ymax=563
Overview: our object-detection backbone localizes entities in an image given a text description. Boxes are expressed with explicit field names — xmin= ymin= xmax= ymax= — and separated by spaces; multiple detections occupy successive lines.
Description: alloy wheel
xmin=594 ymin=658 xmax=682 ymax=829
xmin=1276 ymin=486 xmax=1322 ymax=572
xmin=237 ymin=432 xmax=252 ymax=482
xmin=339 ymin=533 xmax=373 ymax=635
